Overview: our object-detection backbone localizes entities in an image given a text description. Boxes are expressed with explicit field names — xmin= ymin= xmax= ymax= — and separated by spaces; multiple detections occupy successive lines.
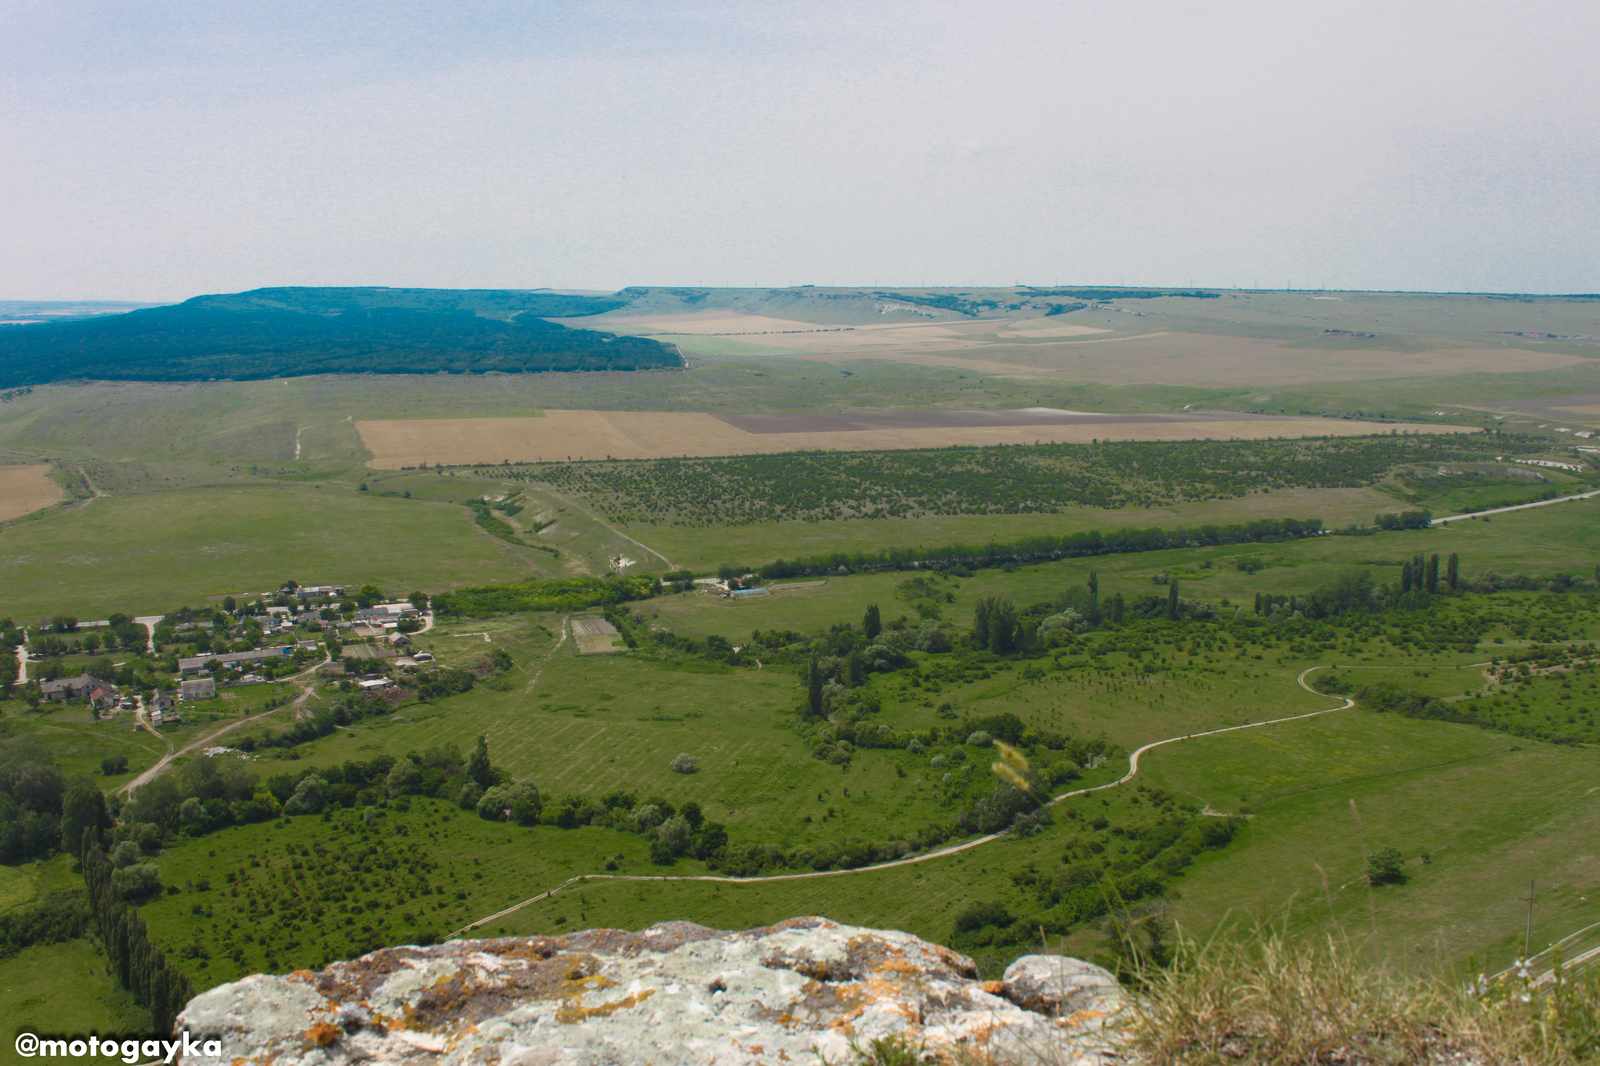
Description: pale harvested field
xmin=358 ymin=410 xmax=1468 ymax=468
xmin=0 ymin=465 xmax=60 ymax=521
xmin=994 ymin=319 xmax=1112 ymax=338
xmin=783 ymin=334 xmax=1587 ymax=385
xmin=1552 ymin=404 xmax=1600 ymax=418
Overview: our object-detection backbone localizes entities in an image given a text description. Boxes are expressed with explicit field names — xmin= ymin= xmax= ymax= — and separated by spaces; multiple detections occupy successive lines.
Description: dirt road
xmin=1432 ymin=488 xmax=1600 ymax=525
xmin=451 ymin=667 xmax=1355 ymax=938
xmin=119 ymin=656 xmax=328 ymax=796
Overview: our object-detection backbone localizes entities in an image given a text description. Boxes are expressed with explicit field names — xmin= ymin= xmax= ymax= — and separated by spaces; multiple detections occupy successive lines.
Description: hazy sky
xmin=4 ymin=0 xmax=1597 ymax=300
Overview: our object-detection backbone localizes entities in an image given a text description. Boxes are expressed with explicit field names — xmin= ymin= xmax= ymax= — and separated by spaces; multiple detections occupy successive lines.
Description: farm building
xmin=40 ymin=673 xmax=118 ymax=703
xmin=178 ymin=647 xmax=293 ymax=673
xmin=179 ymin=677 xmax=217 ymax=700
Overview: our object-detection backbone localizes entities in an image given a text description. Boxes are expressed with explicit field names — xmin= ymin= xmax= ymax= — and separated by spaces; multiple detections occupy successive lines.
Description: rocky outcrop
xmin=175 ymin=916 xmax=1127 ymax=1065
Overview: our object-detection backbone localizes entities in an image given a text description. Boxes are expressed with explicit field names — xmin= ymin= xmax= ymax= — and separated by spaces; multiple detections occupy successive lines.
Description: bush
xmin=670 ymin=753 xmax=697 ymax=774
xmin=966 ymin=731 xmax=993 ymax=747
xmin=953 ymin=900 xmax=1014 ymax=933
xmin=111 ymin=862 xmax=162 ymax=900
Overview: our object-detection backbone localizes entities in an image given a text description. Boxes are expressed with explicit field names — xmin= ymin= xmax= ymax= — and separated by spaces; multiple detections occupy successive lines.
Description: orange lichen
xmin=303 ymin=1022 xmax=341 ymax=1048
xmin=554 ymin=988 xmax=655 ymax=1024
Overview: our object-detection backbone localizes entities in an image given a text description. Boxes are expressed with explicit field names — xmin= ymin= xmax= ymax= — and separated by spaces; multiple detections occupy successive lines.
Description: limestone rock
xmin=175 ymin=916 xmax=1127 ymax=1065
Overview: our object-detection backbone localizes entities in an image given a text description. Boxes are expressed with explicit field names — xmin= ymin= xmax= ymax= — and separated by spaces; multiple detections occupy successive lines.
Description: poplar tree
xmin=862 ymin=604 xmax=881 ymax=639
xmin=807 ymin=653 xmax=824 ymax=716
xmin=1167 ymin=580 xmax=1179 ymax=621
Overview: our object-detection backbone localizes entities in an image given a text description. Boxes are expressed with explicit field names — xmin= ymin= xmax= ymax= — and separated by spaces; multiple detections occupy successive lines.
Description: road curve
xmin=449 ymin=667 xmax=1354 ymax=938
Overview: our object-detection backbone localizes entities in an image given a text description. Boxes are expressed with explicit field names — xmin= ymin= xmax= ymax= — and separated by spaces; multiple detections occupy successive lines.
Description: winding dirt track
xmin=449 ymin=667 xmax=1354 ymax=939
xmin=119 ymin=656 xmax=328 ymax=796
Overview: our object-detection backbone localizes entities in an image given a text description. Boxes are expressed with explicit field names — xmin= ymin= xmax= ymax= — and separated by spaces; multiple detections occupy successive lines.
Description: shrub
xmin=966 ymin=731 xmax=993 ymax=747
xmin=953 ymin=900 xmax=1014 ymax=934
xmin=670 ymin=753 xmax=697 ymax=774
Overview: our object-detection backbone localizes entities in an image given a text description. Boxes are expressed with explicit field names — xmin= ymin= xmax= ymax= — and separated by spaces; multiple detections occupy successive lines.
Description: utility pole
xmin=1520 ymin=880 xmax=1537 ymax=958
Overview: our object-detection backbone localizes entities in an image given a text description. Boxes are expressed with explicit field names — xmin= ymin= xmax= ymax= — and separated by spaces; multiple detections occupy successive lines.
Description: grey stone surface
xmin=174 ymin=916 xmax=1127 ymax=1064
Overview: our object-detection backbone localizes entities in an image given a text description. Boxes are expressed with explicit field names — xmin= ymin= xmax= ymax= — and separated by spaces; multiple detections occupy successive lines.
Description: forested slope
xmin=0 ymin=287 xmax=682 ymax=386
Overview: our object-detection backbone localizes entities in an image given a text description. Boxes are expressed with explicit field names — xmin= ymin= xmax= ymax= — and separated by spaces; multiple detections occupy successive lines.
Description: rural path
xmin=1431 ymin=488 xmax=1600 ymax=526
xmin=521 ymin=616 xmax=570 ymax=696
xmin=544 ymin=492 xmax=673 ymax=571
xmin=75 ymin=464 xmax=108 ymax=509
xmin=134 ymin=615 xmax=164 ymax=654
xmin=119 ymin=655 xmax=329 ymax=796
xmin=294 ymin=415 xmax=352 ymax=461
xmin=450 ymin=667 xmax=1354 ymax=939
xmin=14 ymin=642 xmax=28 ymax=685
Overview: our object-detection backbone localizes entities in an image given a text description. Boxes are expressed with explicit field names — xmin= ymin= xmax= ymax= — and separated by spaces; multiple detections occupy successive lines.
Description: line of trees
xmin=760 ymin=516 xmax=1328 ymax=579
xmin=82 ymin=832 xmax=194 ymax=1035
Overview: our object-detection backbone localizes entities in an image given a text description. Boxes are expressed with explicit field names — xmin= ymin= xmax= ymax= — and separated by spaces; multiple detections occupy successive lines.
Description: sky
xmin=3 ymin=0 xmax=1597 ymax=301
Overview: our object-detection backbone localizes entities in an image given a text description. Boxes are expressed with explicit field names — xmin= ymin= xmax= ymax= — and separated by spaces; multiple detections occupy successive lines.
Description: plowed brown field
xmin=0 ymin=465 xmax=60 ymax=522
xmin=357 ymin=410 xmax=1468 ymax=468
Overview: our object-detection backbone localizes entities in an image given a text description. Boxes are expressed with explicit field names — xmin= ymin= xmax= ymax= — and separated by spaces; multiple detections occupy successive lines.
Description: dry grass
xmin=783 ymin=334 xmax=1585 ymax=387
xmin=0 ymin=463 xmax=60 ymax=521
xmin=1116 ymin=926 xmax=1600 ymax=1065
xmin=357 ymin=410 xmax=1467 ymax=468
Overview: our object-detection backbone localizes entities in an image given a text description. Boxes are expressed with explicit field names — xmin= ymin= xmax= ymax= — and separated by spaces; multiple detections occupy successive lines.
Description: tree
xmin=846 ymin=648 xmax=866 ymax=686
xmin=1365 ymin=846 xmax=1405 ymax=885
xmin=657 ymin=814 xmax=692 ymax=856
xmin=1166 ymin=580 xmax=1179 ymax=621
xmin=283 ymin=775 xmax=329 ymax=814
xmin=408 ymin=591 xmax=429 ymax=612
xmin=862 ymin=604 xmax=882 ymax=639
xmin=1447 ymin=552 xmax=1460 ymax=590
xmin=1425 ymin=553 xmax=1440 ymax=594
xmin=807 ymin=653 xmax=824 ymax=716
xmin=988 ymin=598 xmax=1020 ymax=654
xmin=670 ymin=753 xmax=697 ymax=774
xmin=384 ymin=761 xmax=422 ymax=798
xmin=61 ymin=781 xmax=111 ymax=857
xmin=1087 ymin=570 xmax=1099 ymax=614
xmin=679 ymin=801 xmax=703 ymax=829
xmin=466 ymin=735 xmax=493 ymax=789
xmin=1111 ymin=592 xmax=1125 ymax=625
xmin=222 ymin=597 xmax=236 ymax=613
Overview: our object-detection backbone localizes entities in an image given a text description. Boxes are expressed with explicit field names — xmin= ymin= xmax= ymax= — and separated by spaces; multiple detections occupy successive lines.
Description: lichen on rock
xmin=175 ymin=916 xmax=1126 ymax=1065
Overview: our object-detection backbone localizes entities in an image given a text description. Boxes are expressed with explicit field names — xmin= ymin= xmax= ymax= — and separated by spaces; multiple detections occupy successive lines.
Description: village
xmin=4 ymin=581 xmax=436 ymax=735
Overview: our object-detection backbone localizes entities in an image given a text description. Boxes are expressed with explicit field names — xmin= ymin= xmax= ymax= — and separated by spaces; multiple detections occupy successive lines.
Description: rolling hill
xmin=0 ymin=287 xmax=682 ymax=386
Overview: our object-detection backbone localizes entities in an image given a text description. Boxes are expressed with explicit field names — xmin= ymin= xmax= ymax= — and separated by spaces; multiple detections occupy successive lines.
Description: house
xmin=150 ymin=690 xmax=176 ymax=713
xmin=295 ymin=639 xmax=321 ymax=652
xmin=295 ymin=584 xmax=345 ymax=599
xmin=40 ymin=673 xmax=117 ymax=702
xmin=358 ymin=677 xmax=393 ymax=692
xmin=179 ymin=677 xmax=217 ymax=700
xmin=386 ymin=632 xmax=411 ymax=647
xmin=178 ymin=647 xmax=293 ymax=674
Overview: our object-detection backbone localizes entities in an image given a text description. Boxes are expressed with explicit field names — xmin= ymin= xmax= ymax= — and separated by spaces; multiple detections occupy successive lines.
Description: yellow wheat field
xmin=0 ymin=465 xmax=60 ymax=522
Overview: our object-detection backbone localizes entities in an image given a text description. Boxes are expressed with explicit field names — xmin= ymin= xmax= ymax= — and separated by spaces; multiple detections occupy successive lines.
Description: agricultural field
xmin=354 ymin=408 xmax=1459 ymax=468
xmin=7 ymin=514 xmax=1600 ymax=1022
xmin=1 ymin=285 xmax=1599 ymax=1038
xmin=0 ymin=465 xmax=58 ymax=522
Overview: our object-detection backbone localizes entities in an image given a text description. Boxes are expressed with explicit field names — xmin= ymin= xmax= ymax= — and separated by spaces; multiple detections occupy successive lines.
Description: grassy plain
xmin=0 ymin=285 xmax=1597 ymax=1036
xmin=0 ymin=485 xmax=548 ymax=621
